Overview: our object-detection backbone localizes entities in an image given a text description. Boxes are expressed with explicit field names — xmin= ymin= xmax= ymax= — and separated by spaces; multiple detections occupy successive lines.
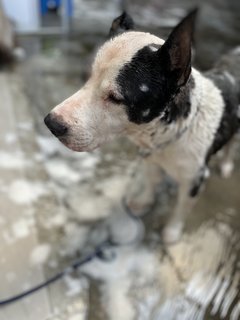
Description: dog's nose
xmin=44 ymin=113 xmax=68 ymax=137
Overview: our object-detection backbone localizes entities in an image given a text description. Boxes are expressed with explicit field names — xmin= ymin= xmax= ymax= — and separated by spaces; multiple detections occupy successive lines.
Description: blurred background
xmin=0 ymin=0 xmax=239 ymax=319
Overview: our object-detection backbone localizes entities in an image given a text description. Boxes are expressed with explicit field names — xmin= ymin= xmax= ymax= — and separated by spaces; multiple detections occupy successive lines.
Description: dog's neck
xmin=125 ymin=69 xmax=202 ymax=152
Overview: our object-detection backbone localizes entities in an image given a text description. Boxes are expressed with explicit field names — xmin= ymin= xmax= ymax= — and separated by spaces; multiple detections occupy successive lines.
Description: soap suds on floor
xmin=64 ymin=275 xmax=88 ymax=297
xmin=2 ymin=217 xmax=35 ymax=244
xmin=48 ymin=212 xmax=67 ymax=228
xmin=45 ymin=159 xmax=81 ymax=185
xmin=68 ymin=314 xmax=85 ymax=320
xmin=81 ymin=246 xmax=160 ymax=320
xmin=102 ymin=278 xmax=135 ymax=320
xmin=6 ymin=179 xmax=48 ymax=205
xmin=0 ymin=151 xmax=31 ymax=169
xmin=4 ymin=132 xmax=17 ymax=145
xmin=30 ymin=243 xmax=52 ymax=265
xmin=18 ymin=122 xmax=33 ymax=131
xmin=62 ymin=223 xmax=89 ymax=255
xmin=12 ymin=218 xmax=34 ymax=239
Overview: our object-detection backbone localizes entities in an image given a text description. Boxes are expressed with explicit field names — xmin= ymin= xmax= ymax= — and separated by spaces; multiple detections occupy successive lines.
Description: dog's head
xmin=44 ymin=10 xmax=197 ymax=152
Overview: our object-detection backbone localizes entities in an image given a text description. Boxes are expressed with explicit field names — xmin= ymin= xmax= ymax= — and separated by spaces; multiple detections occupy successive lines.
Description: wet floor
xmin=0 ymin=0 xmax=240 ymax=319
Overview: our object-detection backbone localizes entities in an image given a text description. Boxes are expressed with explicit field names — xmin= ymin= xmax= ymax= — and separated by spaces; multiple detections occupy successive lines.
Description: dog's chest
xmin=130 ymin=128 xmax=202 ymax=181
xmin=147 ymin=139 xmax=202 ymax=182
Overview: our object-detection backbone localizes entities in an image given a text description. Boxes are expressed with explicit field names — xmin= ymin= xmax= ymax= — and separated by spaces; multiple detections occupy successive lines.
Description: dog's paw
xmin=162 ymin=223 xmax=183 ymax=244
xmin=124 ymin=197 xmax=154 ymax=217
xmin=220 ymin=161 xmax=234 ymax=178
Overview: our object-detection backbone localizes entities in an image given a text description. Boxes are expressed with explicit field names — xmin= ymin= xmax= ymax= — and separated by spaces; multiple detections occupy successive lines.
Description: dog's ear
xmin=158 ymin=8 xmax=198 ymax=87
xmin=109 ymin=12 xmax=135 ymax=38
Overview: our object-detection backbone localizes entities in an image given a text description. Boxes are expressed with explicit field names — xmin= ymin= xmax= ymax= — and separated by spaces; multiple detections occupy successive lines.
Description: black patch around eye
xmin=115 ymin=45 xmax=194 ymax=125
xmin=116 ymin=46 xmax=169 ymax=124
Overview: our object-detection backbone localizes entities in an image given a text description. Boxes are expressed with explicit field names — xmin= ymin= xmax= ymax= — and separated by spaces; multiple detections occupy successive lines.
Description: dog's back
xmin=209 ymin=47 xmax=240 ymax=101
xmin=214 ymin=47 xmax=240 ymax=97
xmin=204 ymin=48 xmax=240 ymax=159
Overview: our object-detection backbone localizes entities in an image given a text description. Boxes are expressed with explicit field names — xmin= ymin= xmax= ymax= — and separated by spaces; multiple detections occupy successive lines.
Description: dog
xmin=44 ymin=9 xmax=240 ymax=243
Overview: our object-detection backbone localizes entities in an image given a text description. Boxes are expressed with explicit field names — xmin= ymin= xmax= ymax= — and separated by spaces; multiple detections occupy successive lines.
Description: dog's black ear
xmin=158 ymin=8 xmax=198 ymax=87
xmin=109 ymin=12 xmax=134 ymax=38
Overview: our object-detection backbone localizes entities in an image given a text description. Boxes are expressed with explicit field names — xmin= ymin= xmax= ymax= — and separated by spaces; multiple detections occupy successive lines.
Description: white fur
xmin=140 ymin=84 xmax=149 ymax=92
xmin=149 ymin=45 xmax=158 ymax=52
xmin=142 ymin=109 xmax=150 ymax=117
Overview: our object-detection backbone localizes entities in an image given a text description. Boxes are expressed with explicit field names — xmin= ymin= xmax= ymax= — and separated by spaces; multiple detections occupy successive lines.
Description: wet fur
xmin=45 ymin=11 xmax=240 ymax=243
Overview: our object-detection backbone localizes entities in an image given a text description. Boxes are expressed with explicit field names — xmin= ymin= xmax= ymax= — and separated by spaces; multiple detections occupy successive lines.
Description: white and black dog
xmin=45 ymin=10 xmax=240 ymax=243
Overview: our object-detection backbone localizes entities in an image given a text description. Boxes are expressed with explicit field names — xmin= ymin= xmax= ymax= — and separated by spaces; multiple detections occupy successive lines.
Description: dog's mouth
xmin=51 ymin=121 xmax=127 ymax=152
xmin=58 ymin=136 xmax=99 ymax=152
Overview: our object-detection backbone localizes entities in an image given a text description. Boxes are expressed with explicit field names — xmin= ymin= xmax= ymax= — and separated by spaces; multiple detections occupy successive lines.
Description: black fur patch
xmin=161 ymin=77 xmax=195 ymax=124
xmin=116 ymin=45 xmax=194 ymax=124
xmin=189 ymin=167 xmax=207 ymax=197
xmin=205 ymin=70 xmax=239 ymax=162
xmin=109 ymin=12 xmax=134 ymax=38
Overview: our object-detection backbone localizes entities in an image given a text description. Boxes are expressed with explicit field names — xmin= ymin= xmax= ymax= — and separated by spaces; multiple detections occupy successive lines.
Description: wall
xmin=2 ymin=0 xmax=40 ymax=32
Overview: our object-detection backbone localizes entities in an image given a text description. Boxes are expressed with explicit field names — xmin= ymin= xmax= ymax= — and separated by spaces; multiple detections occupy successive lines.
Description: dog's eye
xmin=108 ymin=93 xmax=123 ymax=105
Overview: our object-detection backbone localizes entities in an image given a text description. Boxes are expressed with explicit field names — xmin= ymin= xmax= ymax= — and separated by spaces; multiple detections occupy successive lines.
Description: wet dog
xmin=45 ymin=10 xmax=240 ymax=243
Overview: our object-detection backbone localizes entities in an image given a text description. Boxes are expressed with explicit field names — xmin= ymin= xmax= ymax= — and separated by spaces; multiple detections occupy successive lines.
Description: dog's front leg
xmin=162 ymin=180 xmax=197 ymax=244
xmin=125 ymin=158 xmax=163 ymax=216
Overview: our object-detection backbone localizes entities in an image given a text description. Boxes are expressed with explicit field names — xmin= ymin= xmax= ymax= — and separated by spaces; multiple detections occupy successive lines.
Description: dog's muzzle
xmin=44 ymin=113 xmax=68 ymax=137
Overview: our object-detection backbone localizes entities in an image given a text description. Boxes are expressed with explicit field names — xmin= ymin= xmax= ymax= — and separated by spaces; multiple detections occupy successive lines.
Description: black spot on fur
xmin=116 ymin=45 xmax=194 ymax=124
xmin=205 ymin=70 xmax=239 ymax=162
xmin=189 ymin=167 xmax=207 ymax=197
